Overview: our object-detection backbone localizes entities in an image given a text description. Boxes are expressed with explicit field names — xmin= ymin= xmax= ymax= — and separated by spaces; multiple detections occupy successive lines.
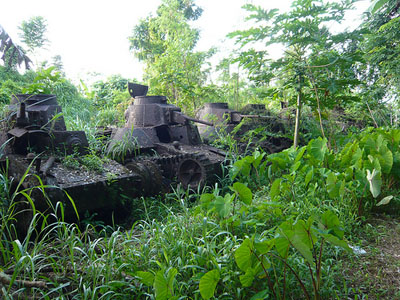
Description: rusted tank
xmin=108 ymin=83 xmax=226 ymax=189
xmin=0 ymin=94 xmax=162 ymax=229
xmin=196 ymin=102 xmax=292 ymax=154
xmin=4 ymin=94 xmax=88 ymax=155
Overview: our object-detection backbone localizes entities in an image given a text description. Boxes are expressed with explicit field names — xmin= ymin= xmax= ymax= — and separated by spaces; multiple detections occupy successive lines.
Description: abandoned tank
xmin=0 ymin=94 xmax=163 ymax=229
xmin=196 ymin=102 xmax=292 ymax=154
xmin=107 ymin=83 xmax=226 ymax=189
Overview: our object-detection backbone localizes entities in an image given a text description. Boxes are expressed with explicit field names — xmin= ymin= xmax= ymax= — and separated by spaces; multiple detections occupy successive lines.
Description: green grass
xmin=0 ymin=76 xmax=398 ymax=298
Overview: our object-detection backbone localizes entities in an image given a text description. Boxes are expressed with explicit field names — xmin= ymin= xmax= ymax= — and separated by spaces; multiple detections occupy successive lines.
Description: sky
xmin=1 ymin=0 xmax=370 ymax=83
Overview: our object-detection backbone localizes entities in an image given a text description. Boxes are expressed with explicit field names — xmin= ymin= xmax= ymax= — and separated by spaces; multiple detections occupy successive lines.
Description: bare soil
xmin=342 ymin=215 xmax=400 ymax=299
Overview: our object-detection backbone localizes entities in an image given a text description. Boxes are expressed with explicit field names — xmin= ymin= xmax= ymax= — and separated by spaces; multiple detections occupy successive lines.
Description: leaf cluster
xmin=0 ymin=25 xmax=31 ymax=69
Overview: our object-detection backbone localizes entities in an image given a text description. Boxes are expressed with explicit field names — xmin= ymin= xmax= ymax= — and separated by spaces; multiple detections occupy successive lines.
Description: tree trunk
xmin=294 ymin=89 xmax=302 ymax=148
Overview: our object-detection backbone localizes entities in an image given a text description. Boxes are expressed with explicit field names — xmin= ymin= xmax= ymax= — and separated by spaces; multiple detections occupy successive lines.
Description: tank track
xmin=132 ymin=152 xmax=215 ymax=189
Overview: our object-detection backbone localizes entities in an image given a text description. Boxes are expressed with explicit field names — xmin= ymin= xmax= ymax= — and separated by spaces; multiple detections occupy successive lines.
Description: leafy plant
xmin=0 ymin=25 xmax=32 ymax=69
xmin=106 ymin=127 xmax=139 ymax=163
xmin=230 ymin=149 xmax=268 ymax=187
xmin=234 ymin=210 xmax=352 ymax=299
xmin=80 ymin=154 xmax=106 ymax=173
xmin=18 ymin=16 xmax=49 ymax=54
xmin=22 ymin=66 xmax=63 ymax=94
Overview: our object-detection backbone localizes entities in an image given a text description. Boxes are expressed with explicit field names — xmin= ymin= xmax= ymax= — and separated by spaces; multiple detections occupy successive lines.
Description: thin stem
xmin=366 ymin=101 xmax=378 ymax=128
xmin=253 ymin=251 xmax=278 ymax=299
xmin=306 ymin=65 xmax=326 ymax=143
xmin=282 ymin=247 xmax=289 ymax=300
xmin=307 ymin=262 xmax=318 ymax=300
xmin=270 ymin=253 xmax=311 ymax=300
xmin=316 ymin=240 xmax=325 ymax=293
xmin=293 ymin=88 xmax=302 ymax=148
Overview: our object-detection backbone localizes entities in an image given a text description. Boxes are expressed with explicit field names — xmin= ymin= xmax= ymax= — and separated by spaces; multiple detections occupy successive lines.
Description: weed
xmin=80 ymin=154 xmax=105 ymax=173
xmin=62 ymin=154 xmax=80 ymax=170
xmin=106 ymin=127 xmax=139 ymax=163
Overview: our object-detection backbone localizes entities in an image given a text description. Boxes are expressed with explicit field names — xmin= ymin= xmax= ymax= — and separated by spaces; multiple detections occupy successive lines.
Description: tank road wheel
xmin=177 ymin=157 xmax=210 ymax=189
xmin=125 ymin=160 xmax=163 ymax=194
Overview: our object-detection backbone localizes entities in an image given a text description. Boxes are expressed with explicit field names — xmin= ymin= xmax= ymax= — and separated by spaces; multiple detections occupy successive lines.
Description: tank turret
xmin=6 ymin=94 xmax=88 ymax=155
xmin=196 ymin=102 xmax=291 ymax=154
xmin=0 ymin=94 xmax=163 ymax=233
xmin=108 ymin=84 xmax=225 ymax=189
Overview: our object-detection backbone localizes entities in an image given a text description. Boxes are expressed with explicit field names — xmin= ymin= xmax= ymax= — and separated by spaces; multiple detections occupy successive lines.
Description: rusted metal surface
xmin=196 ymin=102 xmax=292 ymax=154
xmin=108 ymin=84 xmax=225 ymax=189
xmin=2 ymin=94 xmax=165 ymax=233
xmin=6 ymin=94 xmax=86 ymax=154
xmin=40 ymin=156 xmax=55 ymax=176
xmin=128 ymin=82 xmax=148 ymax=97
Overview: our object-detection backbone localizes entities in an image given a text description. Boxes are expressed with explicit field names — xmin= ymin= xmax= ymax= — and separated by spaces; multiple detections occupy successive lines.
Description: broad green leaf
xmin=278 ymin=221 xmax=314 ymax=264
xmin=290 ymin=234 xmax=314 ymax=264
xmin=214 ymin=194 xmax=233 ymax=218
xmin=320 ymin=210 xmax=340 ymax=229
xmin=232 ymin=157 xmax=253 ymax=180
xmin=376 ymin=195 xmax=394 ymax=206
xmin=252 ymin=150 xmax=265 ymax=168
xmin=254 ymin=239 xmax=274 ymax=255
xmin=305 ymin=167 xmax=314 ymax=186
xmin=199 ymin=269 xmax=220 ymax=300
xmin=377 ymin=148 xmax=393 ymax=174
xmin=274 ymin=236 xmax=290 ymax=258
xmin=167 ymin=268 xmax=178 ymax=290
xmin=294 ymin=146 xmax=307 ymax=163
xmin=366 ymin=169 xmax=382 ymax=198
xmin=339 ymin=180 xmax=345 ymax=199
xmin=294 ymin=220 xmax=315 ymax=249
xmin=290 ymin=161 xmax=301 ymax=173
xmin=320 ymin=210 xmax=344 ymax=239
xmin=235 ymin=239 xmax=253 ymax=271
xmin=326 ymin=172 xmax=339 ymax=198
xmin=254 ymin=256 xmax=271 ymax=275
xmin=135 ymin=271 xmax=154 ymax=286
xmin=386 ymin=129 xmax=400 ymax=147
xmin=339 ymin=141 xmax=360 ymax=167
xmin=232 ymin=182 xmax=252 ymax=205
xmin=154 ymin=270 xmax=170 ymax=300
xmin=320 ymin=232 xmax=352 ymax=252
xmin=365 ymin=155 xmax=381 ymax=172
xmin=250 ymin=289 xmax=269 ymax=300
xmin=270 ymin=178 xmax=281 ymax=200
xmin=364 ymin=136 xmax=377 ymax=154
xmin=240 ymin=267 xmax=256 ymax=287
xmin=200 ymin=193 xmax=214 ymax=209
xmin=307 ymin=137 xmax=327 ymax=163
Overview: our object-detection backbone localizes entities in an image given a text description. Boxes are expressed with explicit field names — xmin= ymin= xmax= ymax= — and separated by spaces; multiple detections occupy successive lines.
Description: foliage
xmin=18 ymin=16 xmax=49 ymax=54
xmin=234 ymin=211 xmax=351 ymax=299
xmin=0 ymin=79 xmax=23 ymax=104
xmin=0 ymin=65 xmax=33 ymax=103
xmin=106 ymin=129 xmax=139 ymax=163
xmin=63 ymin=152 xmax=107 ymax=173
xmin=228 ymin=0 xmax=364 ymax=142
xmin=22 ymin=66 xmax=64 ymax=94
xmin=362 ymin=0 xmax=400 ymax=101
xmin=1 ymin=2 xmax=400 ymax=299
xmin=1 ymin=127 xmax=398 ymax=298
xmin=129 ymin=0 xmax=215 ymax=114
xmin=0 ymin=25 xmax=32 ymax=69
xmin=267 ymin=128 xmax=400 ymax=216
xmin=91 ymin=75 xmax=130 ymax=108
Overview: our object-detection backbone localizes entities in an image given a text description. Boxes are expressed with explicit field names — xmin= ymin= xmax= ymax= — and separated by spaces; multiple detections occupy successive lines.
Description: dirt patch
xmin=342 ymin=215 xmax=400 ymax=299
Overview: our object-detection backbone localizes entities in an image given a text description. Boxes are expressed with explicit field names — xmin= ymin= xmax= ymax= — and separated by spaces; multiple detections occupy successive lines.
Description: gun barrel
xmin=184 ymin=116 xmax=214 ymax=126
xmin=240 ymin=114 xmax=271 ymax=119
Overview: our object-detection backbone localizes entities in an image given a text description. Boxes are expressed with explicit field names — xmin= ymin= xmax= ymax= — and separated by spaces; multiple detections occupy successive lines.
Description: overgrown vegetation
xmin=1 ymin=0 xmax=400 ymax=298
